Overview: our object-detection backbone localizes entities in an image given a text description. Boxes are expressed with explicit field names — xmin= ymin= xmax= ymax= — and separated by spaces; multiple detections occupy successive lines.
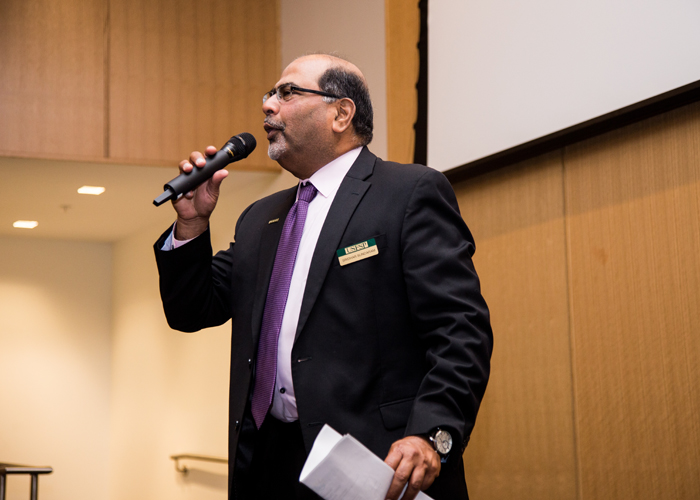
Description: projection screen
xmin=427 ymin=0 xmax=700 ymax=172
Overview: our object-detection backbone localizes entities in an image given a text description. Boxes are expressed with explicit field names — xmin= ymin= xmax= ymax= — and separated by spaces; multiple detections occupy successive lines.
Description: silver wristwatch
xmin=428 ymin=428 xmax=453 ymax=458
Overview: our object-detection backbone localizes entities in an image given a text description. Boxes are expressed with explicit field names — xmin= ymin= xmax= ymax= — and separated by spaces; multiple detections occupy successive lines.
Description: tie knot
xmin=298 ymin=182 xmax=318 ymax=203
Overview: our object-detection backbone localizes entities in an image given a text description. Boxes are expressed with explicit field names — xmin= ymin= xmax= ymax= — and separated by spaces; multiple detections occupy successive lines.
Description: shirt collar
xmin=297 ymin=147 xmax=363 ymax=200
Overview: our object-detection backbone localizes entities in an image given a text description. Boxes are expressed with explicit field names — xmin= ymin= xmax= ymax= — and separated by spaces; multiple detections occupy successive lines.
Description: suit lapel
xmin=295 ymin=148 xmax=376 ymax=340
xmin=250 ymin=187 xmax=297 ymax=346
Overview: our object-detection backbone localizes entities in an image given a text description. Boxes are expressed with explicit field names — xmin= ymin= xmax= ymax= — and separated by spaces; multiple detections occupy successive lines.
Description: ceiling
xmin=0 ymin=155 xmax=280 ymax=243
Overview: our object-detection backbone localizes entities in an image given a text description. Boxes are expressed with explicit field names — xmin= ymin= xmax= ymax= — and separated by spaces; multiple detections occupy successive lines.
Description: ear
xmin=331 ymin=98 xmax=356 ymax=134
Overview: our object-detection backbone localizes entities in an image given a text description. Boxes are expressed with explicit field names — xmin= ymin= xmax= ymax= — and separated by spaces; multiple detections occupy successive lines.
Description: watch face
xmin=434 ymin=429 xmax=452 ymax=455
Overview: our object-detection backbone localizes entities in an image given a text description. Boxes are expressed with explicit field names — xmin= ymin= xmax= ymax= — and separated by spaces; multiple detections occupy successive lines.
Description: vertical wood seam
xmin=384 ymin=0 xmax=391 ymax=158
xmin=276 ymin=0 xmax=282 ymax=73
xmin=103 ymin=0 xmax=111 ymax=158
xmin=562 ymin=145 xmax=583 ymax=500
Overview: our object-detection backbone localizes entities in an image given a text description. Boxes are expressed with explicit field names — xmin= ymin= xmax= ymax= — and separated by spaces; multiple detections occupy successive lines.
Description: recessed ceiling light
xmin=78 ymin=186 xmax=106 ymax=195
xmin=13 ymin=220 xmax=38 ymax=229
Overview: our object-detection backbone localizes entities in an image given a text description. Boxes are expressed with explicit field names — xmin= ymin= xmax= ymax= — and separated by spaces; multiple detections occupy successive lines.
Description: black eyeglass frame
xmin=262 ymin=83 xmax=342 ymax=104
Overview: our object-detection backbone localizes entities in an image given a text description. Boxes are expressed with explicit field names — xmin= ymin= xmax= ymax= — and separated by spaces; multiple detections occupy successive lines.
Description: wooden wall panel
xmin=565 ymin=102 xmax=700 ymax=500
xmin=385 ymin=0 xmax=419 ymax=164
xmin=109 ymin=0 xmax=280 ymax=169
xmin=454 ymin=153 xmax=578 ymax=500
xmin=0 ymin=0 xmax=105 ymax=159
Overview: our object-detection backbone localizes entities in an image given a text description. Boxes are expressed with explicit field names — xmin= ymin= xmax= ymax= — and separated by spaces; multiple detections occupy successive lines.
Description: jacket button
xmin=248 ymin=358 xmax=252 ymax=369
xmin=235 ymin=420 xmax=240 ymax=430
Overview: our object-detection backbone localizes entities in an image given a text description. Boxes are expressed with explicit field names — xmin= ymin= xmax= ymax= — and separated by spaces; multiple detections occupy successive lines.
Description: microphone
xmin=153 ymin=132 xmax=257 ymax=206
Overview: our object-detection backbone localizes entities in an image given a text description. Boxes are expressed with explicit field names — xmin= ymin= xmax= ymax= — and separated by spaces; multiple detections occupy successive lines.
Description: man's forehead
xmin=276 ymin=56 xmax=331 ymax=87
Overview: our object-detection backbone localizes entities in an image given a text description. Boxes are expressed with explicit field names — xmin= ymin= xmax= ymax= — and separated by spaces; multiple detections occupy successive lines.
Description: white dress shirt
xmin=164 ymin=147 xmax=362 ymax=421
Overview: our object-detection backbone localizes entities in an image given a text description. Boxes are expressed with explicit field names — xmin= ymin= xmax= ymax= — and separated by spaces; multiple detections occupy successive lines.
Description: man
xmin=154 ymin=55 xmax=492 ymax=500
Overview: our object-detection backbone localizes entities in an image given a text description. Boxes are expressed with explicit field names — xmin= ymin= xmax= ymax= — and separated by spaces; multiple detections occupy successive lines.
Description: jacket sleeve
xmin=153 ymin=204 xmax=254 ymax=333
xmin=400 ymin=168 xmax=493 ymax=457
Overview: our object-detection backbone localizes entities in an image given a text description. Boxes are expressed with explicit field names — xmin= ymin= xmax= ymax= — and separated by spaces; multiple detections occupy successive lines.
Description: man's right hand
xmin=172 ymin=145 xmax=229 ymax=240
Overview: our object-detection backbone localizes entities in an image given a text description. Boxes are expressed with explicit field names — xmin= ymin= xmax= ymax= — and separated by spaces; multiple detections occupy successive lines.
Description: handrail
xmin=170 ymin=454 xmax=227 ymax=474
xmin=0 ymin=463 xmax=53 ymax=500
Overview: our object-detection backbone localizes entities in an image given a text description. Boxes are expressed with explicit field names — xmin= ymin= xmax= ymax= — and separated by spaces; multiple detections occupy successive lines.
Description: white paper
xmin=300 ymin=424 xmax=433 ymax=500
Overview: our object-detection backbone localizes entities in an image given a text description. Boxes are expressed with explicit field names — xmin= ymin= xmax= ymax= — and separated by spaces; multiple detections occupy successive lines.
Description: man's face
xmin=262 ymin=57 xmax=335 ymax=176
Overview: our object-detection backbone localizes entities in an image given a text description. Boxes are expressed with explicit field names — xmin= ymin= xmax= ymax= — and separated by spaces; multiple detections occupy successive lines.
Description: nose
xmin=262 ymin=94 xmax=279 ymax=115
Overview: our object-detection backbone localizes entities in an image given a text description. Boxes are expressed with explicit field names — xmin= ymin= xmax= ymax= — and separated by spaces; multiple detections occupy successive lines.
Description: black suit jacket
xmin=154 ymin=148 xmax=492 ymax=497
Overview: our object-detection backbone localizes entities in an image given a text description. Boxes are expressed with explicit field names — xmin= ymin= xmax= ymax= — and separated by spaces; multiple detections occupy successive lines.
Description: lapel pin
xmin=268 ymin=218 xmax=280 ymax=224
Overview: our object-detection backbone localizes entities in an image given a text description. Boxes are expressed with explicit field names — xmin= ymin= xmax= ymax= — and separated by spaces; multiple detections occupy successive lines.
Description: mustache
xmin=264 ymin=117 xmax=285 ymax=131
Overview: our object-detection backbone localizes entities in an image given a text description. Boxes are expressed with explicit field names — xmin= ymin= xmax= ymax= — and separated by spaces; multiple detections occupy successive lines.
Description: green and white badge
xmin=336 ymin=239 xmax=379 ymax=266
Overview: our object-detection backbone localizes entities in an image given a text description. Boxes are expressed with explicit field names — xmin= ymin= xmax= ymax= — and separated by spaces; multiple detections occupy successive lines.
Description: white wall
xmin=0 ymin=237 xmax=112 ymax=500
xmin=281 ymin=0 xmax=388 ymax=160
xmin=108 ymin=224 xmax=232 ymax=500
xmin=107 ymin=170 xmax=294 ymax=500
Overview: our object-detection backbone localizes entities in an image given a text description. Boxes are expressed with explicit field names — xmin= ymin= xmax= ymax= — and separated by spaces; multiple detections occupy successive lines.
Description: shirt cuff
xmin=161 ymin=222 xmax=197 ymax=251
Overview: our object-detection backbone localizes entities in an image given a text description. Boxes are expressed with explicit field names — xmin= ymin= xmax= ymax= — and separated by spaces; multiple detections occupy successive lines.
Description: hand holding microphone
xmin=153 ymin=133 xmax=256 ymax=240
xmin=153 ymin=132 xmax=257 ymax=206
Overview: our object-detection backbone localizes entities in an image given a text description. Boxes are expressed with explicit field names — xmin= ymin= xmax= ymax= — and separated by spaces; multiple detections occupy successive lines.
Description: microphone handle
xmin=154 ymin=139 xmax=242 ymax=207
xmin=167 ymin=147 xmax=233 ymax=195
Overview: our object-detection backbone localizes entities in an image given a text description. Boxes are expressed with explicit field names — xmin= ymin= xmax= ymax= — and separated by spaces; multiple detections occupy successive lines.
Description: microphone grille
xmin=228 ymin=132 xmax=257 ymax=157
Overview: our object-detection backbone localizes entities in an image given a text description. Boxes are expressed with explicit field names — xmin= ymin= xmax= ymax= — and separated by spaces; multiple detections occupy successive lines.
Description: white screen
xmin=428 ymin=0 xmax=700 ymax=172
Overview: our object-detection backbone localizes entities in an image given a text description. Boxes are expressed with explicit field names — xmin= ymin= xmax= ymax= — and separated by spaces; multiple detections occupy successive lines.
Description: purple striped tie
xmin=251 ymin=182 xmax=318 ymax=428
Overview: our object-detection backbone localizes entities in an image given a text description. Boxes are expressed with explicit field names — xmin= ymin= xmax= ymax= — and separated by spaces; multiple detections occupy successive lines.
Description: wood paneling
xmin=565 ymin=102 xmax=700 ymax=500
xmin=454 ymin=153 xmax=578 ymax=500
xmin=0 ymin=0 xmax=280 ymax=169
xmin=385 ymin=0 xmax=419 ymax=164
xmin=0 ymin=0 xmax=105 ymax=159
xmin=108 ymin=0 xmax=280 ymax=169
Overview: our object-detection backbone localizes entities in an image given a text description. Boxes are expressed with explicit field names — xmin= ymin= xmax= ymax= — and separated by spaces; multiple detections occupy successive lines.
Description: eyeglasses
xmin=262 ymin=83 xmax=342 ymax=104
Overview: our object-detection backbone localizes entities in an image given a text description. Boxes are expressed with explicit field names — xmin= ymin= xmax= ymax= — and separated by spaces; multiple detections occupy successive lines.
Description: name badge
xmin=337 ymin=239 xmax=379 ymax=266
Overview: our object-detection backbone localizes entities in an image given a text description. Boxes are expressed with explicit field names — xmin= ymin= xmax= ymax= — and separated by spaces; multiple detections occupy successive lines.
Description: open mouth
xmin=264 ymin=121 xmax=285 ymax=139
xmin=264 ymin=126 xmax=281 ymax=140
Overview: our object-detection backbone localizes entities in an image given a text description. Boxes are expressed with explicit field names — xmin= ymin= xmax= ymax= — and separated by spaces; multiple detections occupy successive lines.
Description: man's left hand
xmin=384 ymin=435 xmax=441 ymax=500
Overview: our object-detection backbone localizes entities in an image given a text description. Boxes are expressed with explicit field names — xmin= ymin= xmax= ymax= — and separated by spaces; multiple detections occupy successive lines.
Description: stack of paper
xmin=300 ymin=424 xmax=433 ymax=500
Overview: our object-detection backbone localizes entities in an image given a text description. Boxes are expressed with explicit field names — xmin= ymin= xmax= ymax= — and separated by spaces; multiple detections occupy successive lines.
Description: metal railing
xmin=0 ymin=463 xmax=53 ymax=500
xmin=170 ymin=454 xmax=227 ymax=474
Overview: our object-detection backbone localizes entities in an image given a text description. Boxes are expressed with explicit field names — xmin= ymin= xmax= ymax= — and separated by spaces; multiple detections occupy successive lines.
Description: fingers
xmin=391 ymin=459 xmax=422 ymax=500
xmin=172 ymin=145 xmax=225 ymax=218
xmin=180 ymin=147 xmax=215 ymax=174
xmin=202 ymin=169 xmax=228 ymax=201
xmin=190 ymin=150 xmax=207 ymax=169
xmin=401 ymin=464 xmax=426 ymax=500
xmin=385 ymin=446 xmax=402 ymax=471
xmin=384 ymin=437 xmax=441 ymax=500
xmin=209 ymin=168 xmax=229 ymax=189
xmin=178 ymin=159 xmax=193 ymax=174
